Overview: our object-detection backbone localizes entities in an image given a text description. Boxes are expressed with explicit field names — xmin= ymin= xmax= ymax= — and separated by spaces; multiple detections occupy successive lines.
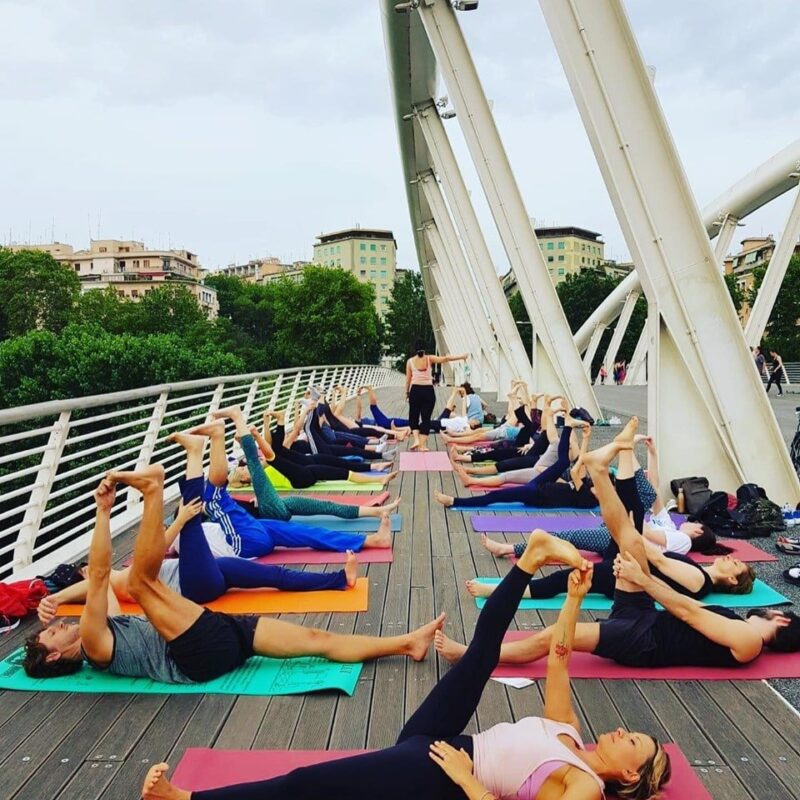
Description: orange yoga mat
xmin=56 ymin=577 xmax=369 ymax=616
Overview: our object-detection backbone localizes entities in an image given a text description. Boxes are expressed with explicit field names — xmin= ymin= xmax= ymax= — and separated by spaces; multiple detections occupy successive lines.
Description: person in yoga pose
xmin=140 ymin=532 xmax=670 ymax=800
xmin=405 ymin=339 xmax=468 ymax=452
xmin=460 ymin=381 xmax=487 ymax=426
xmin=329 ymin=385 xmax=410 ymax=440
xmin=436 ymin=418 xmax=800 ymax=671
xmin=355 ymin=385 xmax=410 ymax=430
xmin=24 ymin=466 xmax=445 ymax=682
xmin=434 ymin=416 xmax=596 ymax=511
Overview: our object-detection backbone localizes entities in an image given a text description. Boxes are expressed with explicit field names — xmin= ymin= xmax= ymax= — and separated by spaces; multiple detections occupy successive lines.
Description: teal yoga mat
xmin=292 ymin=513 xmax=401 ymax=532
xmin=0 ymin=649 xmax=362 ymax=696
xmin=235 ymin=480 xmax=386 ymax=494
xmin=472 ymin=577 xmax=791 ymax=611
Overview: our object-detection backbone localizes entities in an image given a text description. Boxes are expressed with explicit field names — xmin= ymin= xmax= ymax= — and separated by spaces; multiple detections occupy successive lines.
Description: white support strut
xmin=602 ymin=289 xmax=640 ymax=377
xmin=538 ymin=0 xmax=799 ymax=501
xmin=624 ymin=322 xmax=648 ymax=385
xmin=415 ymin=0 xmax=600 ymax=418
xmin=582 ymin=323 xmax=606 ymax=376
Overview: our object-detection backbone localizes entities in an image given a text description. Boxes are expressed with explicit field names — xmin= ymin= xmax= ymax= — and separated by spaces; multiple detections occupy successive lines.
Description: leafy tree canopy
xmin=383 ymin=270 xmax=435 ymax=368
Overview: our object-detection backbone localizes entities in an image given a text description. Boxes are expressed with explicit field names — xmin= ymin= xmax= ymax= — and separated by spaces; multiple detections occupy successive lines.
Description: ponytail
xmin=690 ymin=525 xmax=733 ymax=555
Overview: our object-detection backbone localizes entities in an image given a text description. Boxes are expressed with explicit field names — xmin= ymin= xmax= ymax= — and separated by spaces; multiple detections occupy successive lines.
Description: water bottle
xmin=783 ymin=503 xmax=793 ymax=526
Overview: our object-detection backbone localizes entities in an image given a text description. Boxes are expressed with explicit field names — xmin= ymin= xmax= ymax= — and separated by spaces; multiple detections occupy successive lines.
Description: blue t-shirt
xmin=465 ymin=394 xmax=484 ymax=423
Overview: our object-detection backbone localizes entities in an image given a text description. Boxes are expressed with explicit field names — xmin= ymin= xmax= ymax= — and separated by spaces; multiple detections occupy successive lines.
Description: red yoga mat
xmin=229 ymin=491 xmax=390 ymax=507
xmin=399 ymin=451 xmax=453 ymax=471
xmin=256 ymin=546 xmax=393 ymax=565
xmin=170 ymin=745 xmax=707 ymax=798
xmin=494 ymin=631 xmax=800 ymax=680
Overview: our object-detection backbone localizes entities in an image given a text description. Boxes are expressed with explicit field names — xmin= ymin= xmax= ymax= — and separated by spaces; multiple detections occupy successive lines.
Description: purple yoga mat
xmin=471 ymin=514 xmax=601 ymax=532
xmin=171 ymin=745 xmax=707 ymax=799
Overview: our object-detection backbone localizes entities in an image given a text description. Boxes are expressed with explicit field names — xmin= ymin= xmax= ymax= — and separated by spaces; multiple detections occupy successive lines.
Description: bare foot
xmin=564 ymin=414 xmax=588 ymax=429
xmin=582 ymin=418 xmax=638 ymax=472
xmin=406 ymin=612 xmax=447 ymax=661
xmin=481 ymin=533 xmax=515 ymax=558
xmin=141 ymin=763 xmax=189 ymax=800
xmin=517 ymin=529 xmax=588 ymax=574
xmin=394 ymin=429 xmax=410 ymax=442
xmin=168 ymin=432 xmax=205 ymax=456
xmin=211 ymin=405 xmax=245 ymax=423
xmin=453 ymin=463 xmax=471 ymax=488
xmin=452 ymin=452 xmax=470 ymax=463
xmin=371 ymin=461 xmax=392 ymax=472
xmin=106 ymin=464 xmax=164 ymax=495
xmin=434 ymin=491 xmax=454 ymax=508
xmin=344 ymin=550 xmax=358 ymax=587
xmin=465 ymin=579 xmax=493 ymax=598
xmin=380 ymin=470 xmax=399 ymax=486
xmin=360 ymin=496 xmax=400 ymax=517
xmin=434 ymin=630 xmax=467 ymax=663
xmin=187 ymin=418 xmax=226 ymax=438
xmin=364 ymin=515 xmax=392 ymax=548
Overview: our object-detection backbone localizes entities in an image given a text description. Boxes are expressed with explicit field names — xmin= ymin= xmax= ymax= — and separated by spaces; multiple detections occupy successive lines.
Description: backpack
xmin=38 ymin=562 xmax=87 ymax=594
xmin=0 ymin=579 xmax=49 ymax=619
xmin=690 ymin=491 xmax=739 ymax=536
xmin=670 ymin=476 xmax=712 ymax=515
xmin=736 ymin=483 xmax=767 ymax=505
xmin=731 ymin=498 xmax=786 ymax=538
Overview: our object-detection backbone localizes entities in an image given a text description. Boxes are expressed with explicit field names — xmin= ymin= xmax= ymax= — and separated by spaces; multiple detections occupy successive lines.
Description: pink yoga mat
xmin=171 ymin=745 xmax=706 ymax=798
xmin=471 ymin=514 xmax=601 ymax=533
xmin=494 ymin=631 xmax=800 ymax=680
xmin=256 ymin=547 xmax=393 ymax=565
xmin=399 ymin=451 xmax=453 ymax=471
xmin=229 ymin=491 xmax=390 ymax=507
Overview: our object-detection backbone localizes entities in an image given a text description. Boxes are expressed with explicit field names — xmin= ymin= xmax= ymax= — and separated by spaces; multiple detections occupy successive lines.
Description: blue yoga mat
xmin=449 ymin=504 xmax=599 ymax=513
xmin=294 ymin=514 xmax=401 ymax=532
xmin=472 ymin=577 xmax=791 ymax=610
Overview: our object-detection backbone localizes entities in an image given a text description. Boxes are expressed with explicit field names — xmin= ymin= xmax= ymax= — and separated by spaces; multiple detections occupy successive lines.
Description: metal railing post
xmin=128 ymin=391 xmax=170 ymax=510
xmin=13 ymin=411 xmax=71 ymax=569
xmin=242 ymin=378 xmax=261 ymax=422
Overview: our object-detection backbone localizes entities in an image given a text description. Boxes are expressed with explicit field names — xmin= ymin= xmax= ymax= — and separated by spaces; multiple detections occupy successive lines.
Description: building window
xmin=360 ymin=243 xmax=366 ymax=251
xmin=336 ymin=245 xmax=341 ymax=253
xmin=380 ymin=270 xmax=387 ymax=278
xmin=546 ymin=242 xmax=554 ymax=250
xmin=74 ymin=265 xmax=80 ymax=272
xmin=558 ymin=255 xmax=565 ymax=262
xmin=547 ymin=256 xmax=554 ymax=263
xmin=360 ymin=257 xmax=366 ymax=264
xmin=370 ymin=243 xmax=377 ymax=251
xmin=370 ymin=270 xmax=377 ymax=278
xmin=380 ymin=258 xmax=387 ymax=265
xmin=131 ymin=290 xmax=139 ymax=298
xmin=360 ymin=270 xmax=366 ymax=276
xmin=581 ymin=257 xmax=585 ymax=264
xmin=370 ymin=257 xmax=376 ymax=265
xmin=581 ymin=244 xmax=586 ymax=250
xmin=380 ymin=244 xmax=386 ymax=251
xmin=558 ymin=242 xmax=565 ymax=250
xmin=99 ymin=246 xmax=107 ymax=253
xmin=558 ymin=268 xmax=565 ymax=275
xmin=144 ymin=259 xmax=150 ymax=268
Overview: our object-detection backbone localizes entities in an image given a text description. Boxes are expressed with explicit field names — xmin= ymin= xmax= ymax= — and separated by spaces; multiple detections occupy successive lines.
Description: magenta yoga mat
xmin=471 ymin=514 xmax=601 ymax=532
xmin=494 ymin=631 xmax=800 ymax=680
xmin=256 ymin=547 xmax=393 ymax=565
xmin=399 ymin=451 xmax=453 ymax=471
xmin=170 ymin=745 xmax=707 ymax=798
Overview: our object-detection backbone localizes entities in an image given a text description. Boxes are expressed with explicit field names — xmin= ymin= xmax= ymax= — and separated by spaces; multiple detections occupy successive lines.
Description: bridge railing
xmin=0 ymin=364 xmax=402 ymax=581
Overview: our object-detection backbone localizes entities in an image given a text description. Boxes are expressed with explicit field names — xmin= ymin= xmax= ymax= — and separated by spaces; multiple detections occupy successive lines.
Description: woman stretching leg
xmin=142 ymin=532 xmax=668 ymax=800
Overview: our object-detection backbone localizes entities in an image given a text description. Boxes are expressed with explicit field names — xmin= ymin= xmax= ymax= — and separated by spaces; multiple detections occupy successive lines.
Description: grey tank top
xmin=86 ymin=616 xmax=194 ymax=684
xmin=158 ymin=559 xmax=181 ymax=594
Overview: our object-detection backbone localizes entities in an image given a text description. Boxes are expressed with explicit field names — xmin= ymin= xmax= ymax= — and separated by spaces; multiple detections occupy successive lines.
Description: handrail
xmin=0 ymin=364 xmax=402 ymax=581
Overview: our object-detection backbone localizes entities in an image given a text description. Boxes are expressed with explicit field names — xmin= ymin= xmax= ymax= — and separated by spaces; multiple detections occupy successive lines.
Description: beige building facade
xmin=218 ymin=256 xmax=309 ymax=285
xmin=313 ymin=227 xmax=397 ymax=315
xmin=534 ymin=226 xmax=605 ymax=284
xmin=11 ymin=240 xmax=219 ymax=318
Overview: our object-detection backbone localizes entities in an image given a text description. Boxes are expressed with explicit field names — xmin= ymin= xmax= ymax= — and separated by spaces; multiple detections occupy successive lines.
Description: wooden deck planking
xmin=0 ymin=386 xmax=796 ymax=798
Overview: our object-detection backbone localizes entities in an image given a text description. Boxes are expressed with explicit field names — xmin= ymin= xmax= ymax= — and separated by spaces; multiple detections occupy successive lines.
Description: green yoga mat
xmin=0 ymin=649 xmax=362 ymax=696
xmin=473 ymin=578 xmax=791 ymax=611
xmin=233 ymin=480 xmax=386 ymax=494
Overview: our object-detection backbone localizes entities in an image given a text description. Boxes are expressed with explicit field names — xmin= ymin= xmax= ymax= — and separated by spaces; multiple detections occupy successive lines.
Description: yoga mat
xmin=278 ymin=480 xmax=386 ymax=493
xmin=472 ymin=577 xmax=789 ymax=610
xmin=56 ymin=577 xmax=369 ymax=616
xmin=399 ymin=451 xmax=453 ymax=471
xmin=471 ymin=513 xmax=601 ymax=532
xmin=230 ymin=491 xmax=391 ymax=506
xmin=257 ymin=547 xmax=393 ymax=565
xmin=170 ymin=745 xmax=706 ymax=799
xmin=494 ymin=630 xmax=800 ymax=681
xmin=688 ymin=539 xmax=776 ymax=563
xmin=0 ymin=650 xmax=362 ymax=696
xmin=282 ymin=513 xmax=401 ymax=531
xmin=449 ymin=503 xmax=599 ymax=513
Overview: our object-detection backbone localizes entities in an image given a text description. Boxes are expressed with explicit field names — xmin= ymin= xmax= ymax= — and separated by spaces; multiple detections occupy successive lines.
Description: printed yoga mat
xmin=281 ymin=513 xmax=401 ymax=532
xmin=494 ymin=631 xmax=800 ymax=681
xmin=0 ymin=650 xmax=362 ymax=696
xmin=399 ymin=451 xmax=453 ymax=471
xmin=257 ymin=546 xmax=393 ymax=565
xmin=471 ymin=577 xmax=789 ymax=610
xmin=170 ymin=745 xmax=707 ymax=799
xmin=56 ymin=577 xmax=369 ymax=616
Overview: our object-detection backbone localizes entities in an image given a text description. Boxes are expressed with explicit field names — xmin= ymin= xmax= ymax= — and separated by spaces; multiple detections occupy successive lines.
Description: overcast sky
xmin=1 ymin=1 xmax=799 ymax=271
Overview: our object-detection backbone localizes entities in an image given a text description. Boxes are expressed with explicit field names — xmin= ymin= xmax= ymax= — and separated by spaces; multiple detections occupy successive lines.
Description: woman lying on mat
xmin=25 ymin=468 xmax=443 ymax=684
xmin=330 ymin=384 xmax=411 ymax=440
xmin=191 ymin=416 xmax=393 ymax=559
xmin=435 ymin=416 xmax=596 ymax=512
xmin=436 ymin=419 xmax=800 ymax=674
xmin=355 ymin=384 xmax=410 ymax=430
xmin=37 ymin=499 xmax=361 ymax=625
xmin=141 ymin=533 xmax=671 ymax=800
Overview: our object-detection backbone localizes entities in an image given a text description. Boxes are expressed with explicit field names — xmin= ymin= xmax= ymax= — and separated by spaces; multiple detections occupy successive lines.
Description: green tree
xmin=748 ymin=256 xmax=800 ymax=360
xmin=0 ymin=248 xmax=80 ymax=338
xmin=74 ymin=286 xmax=138 ymax=333
xmin=128 ymin=283 xmax=210 ymax=337
xmin=724 ymin=272 xmax=745 ymax=315
xmin=383 ymin=270 xmax=435 ymax=368
xmin=508 ymin=290 xmax=532 ymax=360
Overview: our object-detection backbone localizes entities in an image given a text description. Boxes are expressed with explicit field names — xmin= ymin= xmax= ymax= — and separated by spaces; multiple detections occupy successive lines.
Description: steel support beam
xmin=414 ymin=103 xmax=533 ymax=386
xmin=712 ymin=214 xmax=741 ymax=264
xmin=539 ymin=0 xmax=799 ymax=500
xmin=415 ymin=0 xmax=600 ymax=417
xmin=582 ymin=323 xmax=606 ymax=377
xmin=418 ymin=173 xmax=500 ymax=390
xmin=746 ymin=182 xmax=800 ymax=347
xmin=624 ymin=323 xmax=648 ymax=385
xmin=602 ymin=290 xmax=640 ymax=377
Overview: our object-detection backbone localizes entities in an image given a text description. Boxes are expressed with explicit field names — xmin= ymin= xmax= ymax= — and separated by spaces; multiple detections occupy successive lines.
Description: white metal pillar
xmin=582 ymin=323 xmax=606 ymax=377
xmin=415 ymin=0 xmax=600 ymax=418
xmin=712 ymin=214 xmax=741 ymax=264
xmin=539 ymin=0 xmax=799 ymax=501
xmin=414 ymin=103 xmax=533 ymax=386
xmin=418 ymin=172 xmax=500 ymax=390
xmin=746 ymin=181 xmax=800 ymax=347
xmin=624 ymin=323 xmax=648 ymax=385
xmin=602 ymin=289 xmax=640 ymax=376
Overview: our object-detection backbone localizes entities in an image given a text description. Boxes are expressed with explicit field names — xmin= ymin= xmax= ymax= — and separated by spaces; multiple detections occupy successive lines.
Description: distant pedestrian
xmin=765 ymin=350 xmax=785 ymax=396
xmin=753 ymin=346 xmax=766 ymax=379
xmin=598 ymin=366 xmax=607 ymax=385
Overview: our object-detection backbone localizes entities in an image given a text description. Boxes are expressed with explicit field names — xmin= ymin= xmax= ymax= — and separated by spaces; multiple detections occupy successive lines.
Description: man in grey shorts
xmin=24 ymin=464 xmax=444 ymax=684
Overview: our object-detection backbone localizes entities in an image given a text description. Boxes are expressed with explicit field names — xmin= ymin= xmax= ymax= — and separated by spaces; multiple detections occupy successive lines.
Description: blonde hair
xmin=610 ymin=738 xmax=672 ymax=800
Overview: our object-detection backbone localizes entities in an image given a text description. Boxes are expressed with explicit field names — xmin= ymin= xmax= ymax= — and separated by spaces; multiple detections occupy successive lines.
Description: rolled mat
xmin=449 ymin=503 xmax=600 ymax=513
xmin=494 ymin=630 xmax=800 ymax=681
xmin=276 ymin=513 xmax=401 ymax=531
xmin=257 ymin=547 xmax=393 ymax=565
xmin=169 ymin=745 xmax=707 ymax=799
xmin=229 ymin=491 xmax=390 ymax=506
xmin=472 ymin=577 xmax=789 ymax=610
xmin=0 ymin=650 xmax=362 ymax=695
xmin=56 ymin=577 xmax=369 ymax=616
xmin=399 ymin=451 xmax=453 ymax=471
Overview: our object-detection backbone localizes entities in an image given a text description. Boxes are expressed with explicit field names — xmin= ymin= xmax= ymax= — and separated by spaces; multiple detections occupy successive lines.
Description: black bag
xmin=670 ymin=476 xmax=712 ymax=515
xmin=731 ymin=498 xmax=786 ymax=538
xmin=736 ymin=483 xmax=767 ymax=505
xmin=690 ymin=491 xmax=739 ymax=536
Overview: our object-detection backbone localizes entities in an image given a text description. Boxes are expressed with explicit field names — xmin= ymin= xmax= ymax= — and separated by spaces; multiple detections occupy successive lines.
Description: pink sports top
xmin=408 ymin=356 xmax=433 ymax=386
xmin=472 ymin=717 xmax=605 ymax=799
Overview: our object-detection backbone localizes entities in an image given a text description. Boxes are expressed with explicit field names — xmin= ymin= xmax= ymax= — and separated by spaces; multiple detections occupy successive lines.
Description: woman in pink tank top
xmin=405 ymin=338 xmax=468 ymax=451
xmin=143 ymin=533 xmax=670 ymax=800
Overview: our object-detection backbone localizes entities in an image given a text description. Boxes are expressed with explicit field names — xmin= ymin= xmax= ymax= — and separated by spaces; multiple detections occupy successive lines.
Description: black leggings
xmin=766 ymin=370 xmax=784 ymax=394
xmin=193 ymin=565 xmax=532 ymax=800
xmin=601 ymin=474 xmax=645 ymax=560
xmin=320 ymin=402 xmax=386 ymax=439
xmin=292 ymin=439 xmax=381 ymax=461
xmin=408 ymin=385 xmax=436 ymax=435
xmin=273 ymin=426 xmax=373 ymax=473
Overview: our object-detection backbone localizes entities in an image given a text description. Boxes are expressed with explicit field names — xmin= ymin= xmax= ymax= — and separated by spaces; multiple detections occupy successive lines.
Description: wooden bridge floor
xmin=0 ymin=386 xmax=798 ymax=799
